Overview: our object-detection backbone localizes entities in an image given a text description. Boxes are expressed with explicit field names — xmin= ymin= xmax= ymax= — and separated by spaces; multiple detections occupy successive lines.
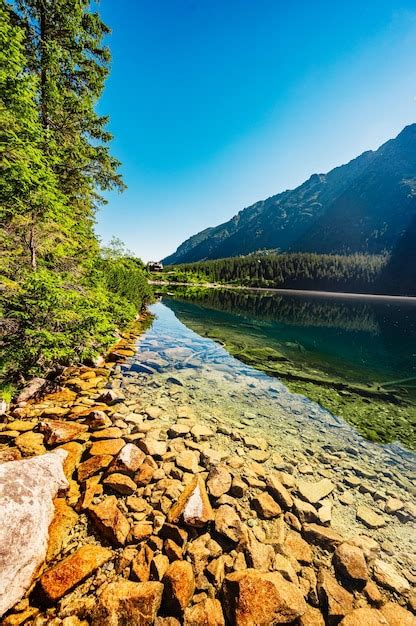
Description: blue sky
xmin=96 ymin=0 xmax=416 ymax=261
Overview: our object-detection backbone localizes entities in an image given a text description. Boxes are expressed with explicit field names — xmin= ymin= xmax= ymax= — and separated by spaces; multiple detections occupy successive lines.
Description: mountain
xmin=163 ymin=125 xmax=416 ymax=265
xmin=379 ymin=214 xmax=416 ymax=296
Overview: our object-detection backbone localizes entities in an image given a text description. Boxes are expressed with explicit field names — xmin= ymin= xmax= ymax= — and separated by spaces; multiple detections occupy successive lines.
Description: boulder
xmin=184 ymin=598 xmax=225 ymax=625
xmin=298 ymin=606 xmax=326 ymax=626
xmin=373 ymin=559 xmax=410 ymax=594
xmin=138 ymin=437 xmax=167 ymax=458
xmin=40 ymin=544 xmax=113 ymax=601
xmin=267 ymin=474 xmax=294 ymax=509
xmin=222 ymin=569 xmax=306 ymax=625
xmin=46 ymin=499 xmax=78 ymax=561
xmin=88 ymin=496 xmax=130 ymax=545
xmin=333 ymin=543 xmax=368 ymax=584
xmin=108 ymin=444 xmax=146 ymax=475
xmin=39 ymin=420 xmax=88 ymax=445
xmin=77 ymin=455 xmax=113 ymax=482
xmin=339 ymin=608 xmax=389 ymax=625
xmin=89 ymin=439 xmax=125 ymax=456
xmin=284 ymin=530 xmax=313 ymax=564
xmin=176 ymin=450 xmax=200 ymax=473
xmin=15 ymin=431 xmax=46 ymax=456
xmin=207 ymin=464 xmax=232 ymax=498
xmin=93 ymin=580 xmax=163 ymax=625
xmin=214 ymin=505 xmax=243 ymax=543
xmin=162 ymin=560 xmax=195 ymax=614
xmin=0 ymin=449 xmax=68 ymax=617
xmin=356 ymin=505 xmax=386 ymax=529
xmin=380 ymin=602 xmax=416 ymax=626
xmin=103 ymin=473 xmax=137 ymax=495
xmin=317 ymin=570 xmax=353 ymax=622
xmin=302 ymin=523 xmax=342 ymax=548
xmin=168 ymin=475 xmax=213 ymax=527
xmin=252 ymin=492 xmax=282 ymax=519
xmin=297 ymin=479 xmax=335 ymax=504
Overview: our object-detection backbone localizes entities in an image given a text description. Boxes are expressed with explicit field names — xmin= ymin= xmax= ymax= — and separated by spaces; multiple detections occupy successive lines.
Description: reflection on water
xmin=157 ymin=288 xmax=416 ymax=448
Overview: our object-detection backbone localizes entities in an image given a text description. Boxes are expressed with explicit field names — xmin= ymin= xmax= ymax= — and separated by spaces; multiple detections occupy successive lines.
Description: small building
xmin=147 ymin=261 xmax=164 ymax=272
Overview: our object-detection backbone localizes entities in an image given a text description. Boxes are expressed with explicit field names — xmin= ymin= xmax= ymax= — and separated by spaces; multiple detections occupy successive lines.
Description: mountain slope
xmin=163 ymin=125 xmax=416 ymax=264
xmin=379 ymin=214 xmax=416 ymax=296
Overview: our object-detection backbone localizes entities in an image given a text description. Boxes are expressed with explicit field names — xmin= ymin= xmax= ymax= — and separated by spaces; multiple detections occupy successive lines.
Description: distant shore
xmin=149 ymin=279 xmax=416 ymax=303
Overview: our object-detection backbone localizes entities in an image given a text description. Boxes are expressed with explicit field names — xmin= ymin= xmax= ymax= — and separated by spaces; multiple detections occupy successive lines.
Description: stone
xmin=242 ymin=530 xmax=275 ymax=571
xmin=247 ymin=449 xmax=270 ymax=462
xmin=145 ymin=405 xmax=163 ymax=419
xmin=317 ymin=570 xmax=353 ymax=622
xmin=284 ymin=530 xmax=313 ymax=564
xmin=363 ymin=581 xmax=383 ymax=606
xmin=40 ymin=544 xmax=113 ymax=601
xmin=130 ymin=522 xmax=153 ymax=542
xmin=89 ymin=438 xmax=125 ymax=456
xmin=333 ymin=543 xmax=368 ymax=583
xmin=222 ymin=569 xmax=306 ymax=625
xmin=15 ymin=431 xmax=46 ymax=456
xmin=0 ymin=449 xmax=68 ymax=617
xmin=135 ymin=460 xmax=156 ymax=486
xmin=214 ymin=505 xmax=243 ymax=543
xmin=176 ymin=450 xmax=200 ymax=473
xmin=373 ymin=559 xmax=410 ymax=594
xmin=252 ymin=492 xmax=282 ymax=519
xmin=59 ymin=442 xmax=84 ymax=479
xmin=168 ymin=475 xmax=213 ymax=527
xmin=348 ymin=535 xmax=379 ymax=560
xmin=77 ymin=454 xmax=113 ymax=482
xmin=356 ymin=505 xmax=386 ymax=528
xmin=162 ymin=560 xmax=195 ymax=614
xmin=267 ymin=474 xmax=294 ymax=509
xmin=168 ymin=424 xmax=191 ymax=438
xmin=98 ymin=389 xmax=124 ymax=405
xmin=132 ymin=544 xmax=154 ymax=582
xmin=93 ymin=580 xmax=163 ymax=625
xmin=0 ymin=448 xmax=22 ymax=463
xmin=103 ymin=473 xmax=137 ymax=495
xmin=339 ymin=491 xmax=354 ymax=506
xmin=88 ymin=496 xmax=130 ymax=545
xmin=297 ymin=478 xmax=335 ymax=504
xmin=298 ymin=606 xmax=326 ymax=626
xmin=207 ymin=464 xmax=232 ymax=498
xmin=77 ymin=474 xmax=103 ymax=510
xmin=82 ymin=410 xmax=112 ymax=430
xmin=230 ymin=477 xmax=246 ymax=498
xmin=339 ymin=608 xmax=389 ymax=625
xmin=39 ymin=420 xmax=88 ymax=444
xmin=16 ymin=377 xmax=46 ymax=403
xmin=151 ymin=554 xmax=170 ymax=581
xmin=190 ymin=424 xmax=214 ymax=441
xmin=302 ymin=523 xmax=342 ymax=548
xmin=184 ymin=598 xmax=225 ymax=625
xmin=380 ymin=602 xmax=416 ymax=626
xmin=138 ymin=436 xmax=167 ymax=457
xmin=46 ymin=499 xmax=78 ymax=561
xmin=91 ymin=427 xmax=123 ymax=439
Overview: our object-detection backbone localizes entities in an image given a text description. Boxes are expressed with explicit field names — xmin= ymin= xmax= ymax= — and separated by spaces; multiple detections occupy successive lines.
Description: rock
xmin=145 ymin=405 xmax=163 ymax=419
xmin=88 ymin=496 xmax=130 ymax=545
xmin=230 ymin=477 xmax=246 ymax=498
xmin=168 ymin=424 xmax=191 ymax=438
xmin=89 ymin=438 xmax=125 ymax=456
xmin=98 ymin=389 xmax=124 ymax=405
xmin=184 ymin=598 xmax=225 ymax=625
xmin=39 ymin=420 xmax=88 ymax=444
xmin=242 ymin=530 xmax=276 ymax=571
xmin=155 ymin=619 xmax=181 ymax=626
xmin=339 ymin=608 xmax=389 ymax=625
xmin=297 ymin=478 xmax=335 ymax=504
xmin=93 ymin=580 xmax=163 ymax=625
xmin=317 ymin=570 xmax=353 ymax=622
xmin=176 ymin=450 xmax=200 ymax=473
xmin=162 ymin=560 xmax=195 ymax=615
xmin=46 ymin=499 xmax=78 ymax=561
xmin=59 ymin=441 xmax=84 ymax=479
xmin=333 ymin=543 xmax=368 ymax=583
xmin=168 ymin=475 xmax=213 ymax=527
xmin=356 ymin=505 xmax=386 ymax=528
xmin=135 ymin=459 xmax=156 ymax=486
xmin=77 ymin=474 xmax=103 ymax=510
xmin=380 ymin=602 xmax=416 ymax=626
xmin=302 ymin=523 xmax=342 ymax=548
xmin=151 ymin=554 xmax=170 ymax=581
xmin=91 ymin=427 xmax=123 ymax=439
xmin=363 ymin=581 xmax=383 ymax=606
xmin=373 ymin=558 xmax=410 ymax=594
xmin=247 ymin=449 xmax=270 ymax=463
xmin=138 ymin=437 xmax=167 ymax=458
xmin=267 ymin=474 xmax=294 ymax=509
xmin=77 ymin=454 xmax=113 ymax=482
xmin=298 ymin=606 xmax=326 ymax=626
xmin=82 ymin=410 xmax=112 ymax=430
xmin=284 ymin=530 xmax=313 ymax=564
xmin=0 ymin=448 xmax=22 ymax=463
xmin=130 ymin=522 xmax=153 ymax=542
xmin=207 ymin=464 xmax=232 ymax=498
xmin=190 ymin=424 xmax=214 ymax=441
xmin=214 ymin=505 xmax=243 ymax=543
xmin=40 ymin=544 xmax=113 ymax=601
xmin=132 ymin=544 xmax=154 ymax=582
xmin=348 ymin=535 xmax=379 ymax=560
xmin=252 ymin=492 xmax=282 ymax=519
xmin=16 ymin=377 xmax=46 ymax=403
xmin=0 ymin=449 xmax=68 ymax=617
xmin=339 ymin=491 xmax=354 ymax=506
xmin=103 ymin=473 xmax=137 ymax=495
xmin=222 ymin=569 xmax=306 ymax=625
xmin=384 ymin=497 xmax=403 ymax=514
xmin=15 ymin=431 xmax=46 ymax=456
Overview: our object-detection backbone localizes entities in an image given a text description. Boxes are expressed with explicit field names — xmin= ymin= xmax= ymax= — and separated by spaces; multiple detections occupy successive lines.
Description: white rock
xmin=0 ymin=449 xmax=68 ymax=616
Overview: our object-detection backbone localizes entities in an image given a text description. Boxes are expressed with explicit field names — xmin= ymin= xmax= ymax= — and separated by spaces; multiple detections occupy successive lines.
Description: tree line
xmin=0 ymin=1 xmax=152 ymax=396
xmin=173 ymin=252 xmax=389 ymax=293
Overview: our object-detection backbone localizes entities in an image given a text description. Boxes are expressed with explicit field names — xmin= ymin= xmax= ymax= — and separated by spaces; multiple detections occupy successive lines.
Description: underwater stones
xmin=207 ymin=464 xmax=232 ymax=498
xmin=356 ymin=505 xmax=386 ymax=529
xmin=88 ymin=496 xmax=130 ymax=545
xmin=40 ymin=545 xmax=113 ymax=602
xmin=222 ymin=569 xmax=306 ymax=625
xmin=373 ymin=559 xmax=410 ymax=594
xmin=0 ymin=449 xmax=68 ymax=616
xmin=333 ymin=543 xmax=368 ymax=584
xmin=297 ymin=478 xmax=335 ymax=504
xmin=93 ymin=580 xmax=163 ymax=626
xmin=168 ymin=475 xmax=213 ymax=527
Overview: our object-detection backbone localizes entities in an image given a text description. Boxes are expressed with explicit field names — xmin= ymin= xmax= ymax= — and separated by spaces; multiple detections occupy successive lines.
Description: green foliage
xmin=172 ymin=252 xmax=389 ymax=293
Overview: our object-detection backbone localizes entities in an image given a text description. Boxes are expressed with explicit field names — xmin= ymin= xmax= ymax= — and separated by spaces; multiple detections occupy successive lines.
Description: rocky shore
xmin=0 ymin=318 xmax=415 ymax=625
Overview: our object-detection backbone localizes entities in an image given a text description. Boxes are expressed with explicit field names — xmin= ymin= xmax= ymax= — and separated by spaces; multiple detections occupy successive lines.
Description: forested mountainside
xmin=379 ymin=215 xmax=416 ymax=296
xmin=163 ymin=125 xmax=416 ymax=265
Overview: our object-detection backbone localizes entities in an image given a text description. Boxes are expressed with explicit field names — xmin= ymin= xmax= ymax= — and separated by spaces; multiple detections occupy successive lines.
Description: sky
xmin=96 ymin=0 xmax=416 ymax=262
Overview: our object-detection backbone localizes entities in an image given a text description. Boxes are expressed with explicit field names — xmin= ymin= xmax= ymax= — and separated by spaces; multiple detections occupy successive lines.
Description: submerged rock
xmin=0 ymin=449 xmax=68 ymax=616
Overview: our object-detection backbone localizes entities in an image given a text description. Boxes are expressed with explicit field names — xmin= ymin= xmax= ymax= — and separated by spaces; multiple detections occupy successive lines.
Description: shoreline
xmin=149 ymin=280 xmax=416 ymax=303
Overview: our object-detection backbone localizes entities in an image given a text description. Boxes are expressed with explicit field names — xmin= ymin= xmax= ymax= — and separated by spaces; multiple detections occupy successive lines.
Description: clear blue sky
xmin=96 ymin=0 xmax=416 ymax=261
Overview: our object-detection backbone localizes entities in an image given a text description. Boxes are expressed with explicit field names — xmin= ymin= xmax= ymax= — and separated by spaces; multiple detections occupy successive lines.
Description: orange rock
xmin=380 ymin=602 xmax=416 ymax=626
xmin=92 ymin=580 xmax=163 ymax=625
xmin=40 ymin=420 xmax=88 ymax=445
xmin=162 ymin=560 xmax=195 ymax=614
xmin=103 ymin=473 xmax=137 ymax=495
xmin=333 ymin=543 xmax=368 ymax=583
xmin=89 ymin=439 xmax=125 ymax=456
xmin=284 ymin=530 xmax=313 ymax=564
xmin=318 ymin=570 xmax=353 ymax=622
xmin=131 ymin=544 xmax=154 ymax=582
xmin=77 ymin=454 xmax=113 ymax=482
xmin=42 ymin=388 xmax=77 ymax=404
xmin=76 ymin=474 xmax=103 ymax=511
xmin=339 ymin=607 xmax=389 ymax=625
xmin=108 ymin=443 xmax=146 ymax=475
xmin=91 ymin=427 xmax=123 ymax=440
xmin=134 ymin=460 xmax=155 ymax=486
xmin=88 ymin=496 xmax=130 ymax=545
xmin=40 ymin=544 xmax=113 ymax=601
xmin=168 ymin=475 xmax=213 ymax=528
xmin=129 ymin=522 xmax=153 ymax=542
xmin=222 ymin=569 xmax=307 ymax=625
xmin=184 ymin=598 xmax=225 ymax=625
xmin=46 ymin=499 xmax=78 ymax=561
xmin=298 ymin=606 xmax=326 ymax=626
xmin=58 ymin=442 xmax=84 ymax=479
